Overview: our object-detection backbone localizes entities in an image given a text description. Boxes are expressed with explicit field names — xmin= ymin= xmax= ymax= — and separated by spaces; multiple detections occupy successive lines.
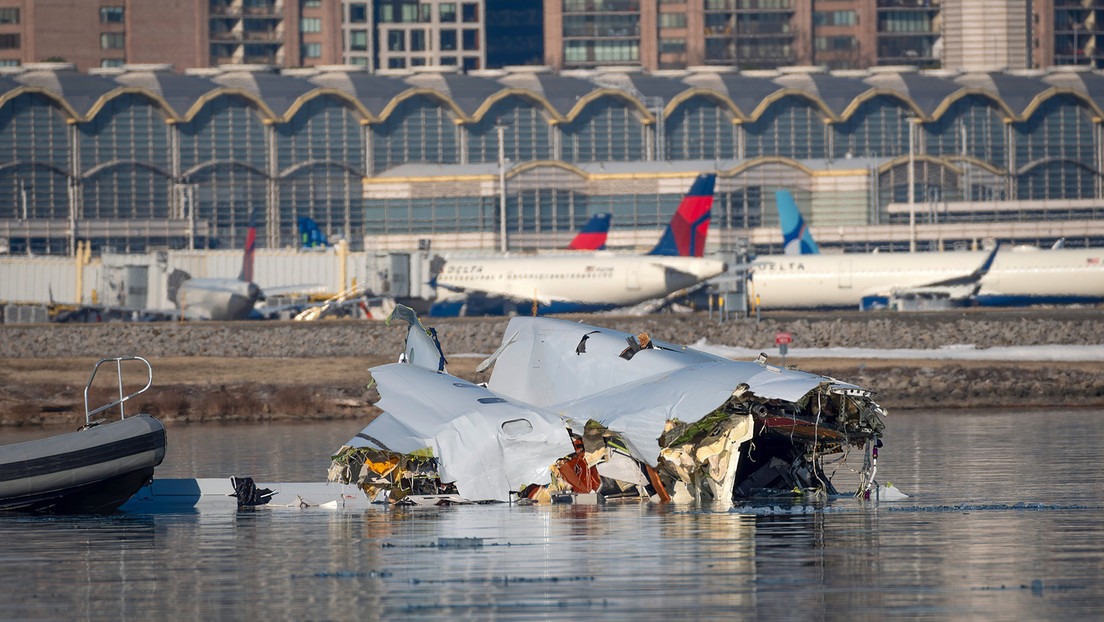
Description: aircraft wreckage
xmin=328 ymin=307 xmax=891 ymax=507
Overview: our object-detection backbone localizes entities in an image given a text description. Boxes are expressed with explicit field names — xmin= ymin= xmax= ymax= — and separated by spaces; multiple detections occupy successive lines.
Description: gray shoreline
xmin=2 ymin=309 xmax=1101 ymax=359
xmin=2 ymin=310 xmax=1102 ymax=425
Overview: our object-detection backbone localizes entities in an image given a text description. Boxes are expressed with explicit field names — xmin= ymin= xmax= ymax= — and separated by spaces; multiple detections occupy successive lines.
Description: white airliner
xmin=430 ymin=174 xmax=725 ymax=316
xmin=166 ymin=228 xmax=265 ymax=321
xmin=747 ymin=199 xmax=1104 ymax=309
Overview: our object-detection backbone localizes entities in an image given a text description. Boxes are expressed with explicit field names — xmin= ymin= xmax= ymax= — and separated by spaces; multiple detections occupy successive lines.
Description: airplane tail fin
xmin=647 ymin=173 xmax=716 ymax=257
xmin=567 ymin=213 xmax=611 ymax=250
xmin=777 ymin=190 xmax=819 ymax=255
xmin=239 ymin=225 xmax=257 ymax=282
xmin=298 ymin=217 xmax=330 ymax=248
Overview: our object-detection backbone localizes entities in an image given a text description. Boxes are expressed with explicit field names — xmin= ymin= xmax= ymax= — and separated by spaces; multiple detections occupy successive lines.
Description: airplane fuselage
xmin=749 ymin=249 xmax=1104 ymax=309
xmin=177 ymin=278 xmax=263 ymax=321
xmin=431 ymin=253 xmax=727 ymax=316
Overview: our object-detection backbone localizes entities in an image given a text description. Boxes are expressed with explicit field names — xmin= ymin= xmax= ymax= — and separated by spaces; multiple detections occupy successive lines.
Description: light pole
xmin=907 ymin=116 xmax=916 ymax=253
xmin=495 ymin=122 xmax=508 ymax=253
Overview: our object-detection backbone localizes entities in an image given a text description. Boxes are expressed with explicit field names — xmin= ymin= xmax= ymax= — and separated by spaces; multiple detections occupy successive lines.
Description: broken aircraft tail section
xmin=331 ymin=306 xmax=890 ymax=507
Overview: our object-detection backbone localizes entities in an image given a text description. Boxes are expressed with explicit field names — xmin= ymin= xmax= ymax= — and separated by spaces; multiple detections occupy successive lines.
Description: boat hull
xmin=0 ymin=414 xmax=166 ymax=513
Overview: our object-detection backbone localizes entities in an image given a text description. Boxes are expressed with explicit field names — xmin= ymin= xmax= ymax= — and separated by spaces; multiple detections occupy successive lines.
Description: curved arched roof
xmin=681 ymin=72 xmax=787 ymax=118
xmin=13 ymin=66 xmax=118 ymax=118
xmin=774 ymin=71 xmax=870 ymax=119
xmin=403 ymin=71 xmax=504 ymax=118
xmin=495 ymin=71 xmax=598 ymax=116
xmin=207 ymin=68 xmax=315 ymax=120
xmin=863 ymin=71 xmax=962 ymax=118
xmin=306 ymin=71 xmax=411 ymax=119
xmin=0 ymin=74 xmax=22 ymax=97
xmin=111 ymin=69 xmax=220 ymax=119
xmin=2 ymin=65 xmax=1104 ymax=131
xmin=954 ymin=71 xmax=1053 ymax=119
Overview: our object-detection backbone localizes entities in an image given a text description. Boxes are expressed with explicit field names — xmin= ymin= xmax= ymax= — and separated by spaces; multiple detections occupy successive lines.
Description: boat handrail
xmin=83 ymin=356 xmax=154 ymax=426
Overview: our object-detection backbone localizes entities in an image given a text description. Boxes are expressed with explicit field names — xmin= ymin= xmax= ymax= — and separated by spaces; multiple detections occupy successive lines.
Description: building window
xmin=301 ymin=17 xmax=321 ymax=33
xmin=463 ymin=57 xmax=479 ymax=71
xmin=440 ymin=56 xmax=457 ymax=65
xmin=0 ymin=59 xmax=19 ymax=67
xmin=815 ymin=36 xmax=856 ymax=52
xmin=101 ymin=58 xmax=124 ymax=68
xmin=462 ymin=29 xmax=479 ymax=51
xmin=440 ymin=3 xmax=457 ymax=22
xmin=100 ymin=33 xmax=125 ymax=49
xmin=0 ymin=8 xmax=19 ymax=24
xmin=100 ymin=7 xmax=124 ymax=24
xmin=411 ymin=30 xmax=426 ymax=52
xmin=302 ymin=42 xmax=322 ymax=58
xmin=388 ymin=30 xmax=405 ymax=51
xmin=303 ymin=0 xmax=321 ymax=7
xmin=440 ymin=30 xmax=457 ymax=51
xmin=462 ymin=3 xmax=479 ymax=23
xmin=814 ymin=11 xmax=857 ymax=27
xmin=350 ymin=56 xmax=368 ymax=66
xmin=350 ymin=30 xmax=368 ymax=52
xmin=411 ymin=57 xmax=426 ymax=66
xmin=0 ymin=33 xmax=19 ymax=50
xmin=660 ymin=38 xmax=686 ymax=54
xmin=388 ymin=57 xmax=406 ymax=69
xmin=659 ymin=13 xmax=686 ymax=28
xmin=349 ymin=3 xmax=367 ymax=23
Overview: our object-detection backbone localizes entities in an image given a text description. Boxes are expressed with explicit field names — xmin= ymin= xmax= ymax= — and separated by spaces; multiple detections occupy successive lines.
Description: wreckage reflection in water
xmin=5 ymin=411 xmax=1104 ymax=619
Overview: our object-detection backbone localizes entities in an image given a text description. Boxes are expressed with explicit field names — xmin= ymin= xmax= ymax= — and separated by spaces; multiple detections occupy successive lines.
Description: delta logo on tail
xmin=567 ymin=213 xmax=612 ymax=250
xmin=776 ymin=190 xmax=819 ymax=255
xmin=240 ymin=225 xmax=257 ymax=282
xmin=648 ymin=173 xmax=716 ymax=257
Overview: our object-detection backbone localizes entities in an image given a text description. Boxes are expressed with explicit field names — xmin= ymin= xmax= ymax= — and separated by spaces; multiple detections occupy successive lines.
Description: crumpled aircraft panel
xmin=346 ymin=363 xmax=573 ymax=502
xmin=487 ymin=317 xmax=861 ymax=409
xmin=487 ymin=318 xmax=718 ymax=406
xmin=334 ymin=308 xmax=888 ymax=505
xmin=551 ymin=361 xmax=742 ymax=464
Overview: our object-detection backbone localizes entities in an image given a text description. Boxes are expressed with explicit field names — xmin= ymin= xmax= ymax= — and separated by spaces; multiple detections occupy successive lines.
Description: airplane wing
xmin=913 ymin=243 xmax=1000 ymax=290
xmin=860 ymin=244 xmax=1000 ymax=310
xmin=261 ymin=283 xmax=327 ymax=296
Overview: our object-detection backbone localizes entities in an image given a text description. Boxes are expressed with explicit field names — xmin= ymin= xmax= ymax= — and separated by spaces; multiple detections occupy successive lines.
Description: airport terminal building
xmin=2 ymin=61 xmax=1104 ymax=258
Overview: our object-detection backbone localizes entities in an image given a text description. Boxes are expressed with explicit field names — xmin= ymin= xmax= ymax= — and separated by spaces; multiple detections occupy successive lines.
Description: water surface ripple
xmin=2 ymin=409 xmax=1103 ymax=620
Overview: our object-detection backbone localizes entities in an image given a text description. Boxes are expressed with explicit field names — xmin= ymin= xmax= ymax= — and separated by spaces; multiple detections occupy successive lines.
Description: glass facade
xmin=2 ymin=67 xmax=1103 ymax=254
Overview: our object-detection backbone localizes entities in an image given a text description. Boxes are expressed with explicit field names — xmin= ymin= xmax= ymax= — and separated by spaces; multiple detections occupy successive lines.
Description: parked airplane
xmin=429 ymin=173 xmax=724 ymax=316
xmin=777 ymin=190 xmax=819 ymax=255
xmin=167 ymin=227 xmax=265 ymax=321
xmin=567 ymin=212 xmax=612 ymax=251
xmin=748 ymin=220 xmax=1104 ymax=310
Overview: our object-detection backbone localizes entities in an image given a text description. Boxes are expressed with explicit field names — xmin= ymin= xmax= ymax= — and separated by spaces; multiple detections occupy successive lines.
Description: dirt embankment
xmin=2 ymin=310 xmax=1103 ymax=428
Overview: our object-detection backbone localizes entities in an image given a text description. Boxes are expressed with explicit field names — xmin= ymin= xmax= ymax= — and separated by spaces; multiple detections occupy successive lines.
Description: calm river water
xmin=3 ymin=409 xmax=1104 ymax=621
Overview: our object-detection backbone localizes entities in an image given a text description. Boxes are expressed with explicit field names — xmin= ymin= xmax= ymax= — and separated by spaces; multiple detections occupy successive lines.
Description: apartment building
xmin=545 ymin=1 xmax=1067 ymax=72
xmin=374 ymin=0 xmax=485 ymax=71
xmin=0 ymin=1 xmax=485 ymax=72
xmin=1033 ymin=0 xmax=1104 ymax=69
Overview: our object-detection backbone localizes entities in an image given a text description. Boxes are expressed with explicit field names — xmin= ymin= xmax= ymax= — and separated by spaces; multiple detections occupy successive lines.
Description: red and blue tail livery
xmin=567 ymin=212 xmax=612 ymax=250
xmin=648 ymin=173 xmax=716 ymax=257
xmin=239 ymin=225 xmax=257 ymax=283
